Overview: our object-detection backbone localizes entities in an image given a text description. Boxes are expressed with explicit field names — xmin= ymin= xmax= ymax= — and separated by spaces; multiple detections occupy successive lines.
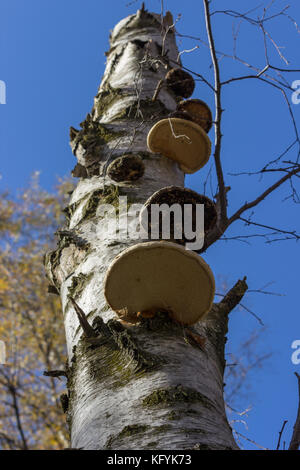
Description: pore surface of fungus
xmin=177 ymin=99 xmax=213 ymax=133
xmin=104 ymin=241 xmax=215 ymax=325
xmin=147 ymin=118 xmax=212 ymax=174
xmin=107 ymin=154 xmax=145 ymax=182
xmin=165 ymin=68 xmax=195 ymax=98
xmin=139 ymin=186 xmax=217 ymax=249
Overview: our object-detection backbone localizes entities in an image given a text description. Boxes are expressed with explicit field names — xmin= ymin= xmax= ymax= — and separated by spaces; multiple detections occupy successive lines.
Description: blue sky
xmin=1 ymin=0 xmax=300 ymax=450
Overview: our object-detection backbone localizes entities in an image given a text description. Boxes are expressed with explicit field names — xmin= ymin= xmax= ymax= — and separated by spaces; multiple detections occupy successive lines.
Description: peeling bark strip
xmin=45 ymin=6 xmax=247 ymax=450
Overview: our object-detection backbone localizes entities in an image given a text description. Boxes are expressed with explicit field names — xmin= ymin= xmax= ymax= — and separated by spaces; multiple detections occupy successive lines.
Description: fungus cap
xmin=177 ymin=99 xmax=213 ymax=133
xmin=104 ymin=241 xmax=215 ymax=325
xmin=147 ymin=118 xmax=211 ymax=174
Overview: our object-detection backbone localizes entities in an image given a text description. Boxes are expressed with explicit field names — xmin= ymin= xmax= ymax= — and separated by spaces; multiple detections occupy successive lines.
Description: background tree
xmin=0 ymin=175 xmax=72 ymax=449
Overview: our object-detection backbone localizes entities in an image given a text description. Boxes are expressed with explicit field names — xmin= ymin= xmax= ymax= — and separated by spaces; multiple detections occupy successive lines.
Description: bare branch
xmin=217 ymin=277 xmax=248 ymax=313
xmin=177 ymin=45 xmax=199 ymax=63
xmin=234 ymin=430 xmax=269 ymax=450
xmin=203 ymin=0 xmax=227 ymax=225
xmin=248 ymin=288 xmax=284 ymax=297
xmin=211 ymin=5 xmax=290 ymax=25
xmin=9 ymin=383 xmax=28 ymax=450
xmin=239 ymin=216 xmax=300 ymax=241
xmin=239 ymin=303 xmax=264 ymax=326
xmin=0 ymin=431 xmax=19 ymax=450
xmin=229 ymin=165 xmax=300 ymax=224
xmin=43 ymin=370 xmax=67 ymax=379
xmin=269 ymin=66 xmax=300 ymax=73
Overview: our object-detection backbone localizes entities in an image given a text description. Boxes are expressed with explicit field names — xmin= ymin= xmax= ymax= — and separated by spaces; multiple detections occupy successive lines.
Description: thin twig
xmin=234 ymin=430 xmax=269 ymax=450
xmin=239 ymin=217 xmax=300 ymax=241
xmin=177 ymin=45 xmax=199 ymax=63
xmin=203 ymin=0 xmax=227 ymax=225
xmin=152 ymin=78 xmax=164 ymax=102
xmin=276 ymin=420 xmax=288 ymax=450
xmin=229 ymin=166 xmax=300 ymax=224
xmin=289 ymin=372 xmax=300 ymax=450
xmin=239 ymin=303 xmax=264 ymax=326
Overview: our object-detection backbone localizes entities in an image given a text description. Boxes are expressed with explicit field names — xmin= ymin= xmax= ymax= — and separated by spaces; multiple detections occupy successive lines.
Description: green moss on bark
xmin=79 ymin=115 xmax=124 ymax=148
xmin=92 ymin=316 xmax=163 ymax=372
xmin=113 ymin=99 xmax=170 ymax=122
xmin=105 ymin=424 xmax=150 ymax=449
xmin=142 ymin=385 xmax=213 ymax=408
xmin=70 ymin=114 xmax=125 ymax=163
xmin=64 ymin=316 xmax=163 ymax=423
xmin=62 ymin=200 xmax=81 ymax=222
xmin=145 ymin=441 xmax=158 ymax=448
xmin=80 ymin=189 xmax=103 ymax=221
xmin=81 ymin=185 xmax=120 ymax=222
xmin=105 ymin=424 xmax=173 ymax=450
xmin=95 ymin=84 xmax=126 ymax=117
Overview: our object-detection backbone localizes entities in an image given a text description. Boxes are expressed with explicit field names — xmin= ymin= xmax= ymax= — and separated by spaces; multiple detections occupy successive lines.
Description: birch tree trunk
xmin=45 ymin=6 xmax=247 ymax=450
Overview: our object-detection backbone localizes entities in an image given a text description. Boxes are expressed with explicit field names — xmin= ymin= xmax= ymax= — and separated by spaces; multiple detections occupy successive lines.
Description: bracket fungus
xmin=147 ymin=118 xmax=212 ymax=174
xmin=139 ymin=186 xmax=217 ymax=249
xmin=104 ymin=241 xmax=215 ymax=326
xmin=177 ymin=99 xmax=213 ymax=133
xmin=168 ymin=109 xmax=194 ymax=122
xmin=107 ymin=154 xmax=145 ymax=183
xmin=165 ymin=68 xmax=195 ymax=99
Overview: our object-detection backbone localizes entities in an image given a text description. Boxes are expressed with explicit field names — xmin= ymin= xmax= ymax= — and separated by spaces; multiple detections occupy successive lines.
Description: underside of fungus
xmin=104 ymin=241 xmax=215 ymax=326
xmin=177 ymin=99 xmax=213 ymax=133
xmin=147 ymin=118 xmax=212 ymax=174
xmin=165 ymin=67 xmax=195 ymax=99
xmin=139 ymin=186 xmax=217 ymax=249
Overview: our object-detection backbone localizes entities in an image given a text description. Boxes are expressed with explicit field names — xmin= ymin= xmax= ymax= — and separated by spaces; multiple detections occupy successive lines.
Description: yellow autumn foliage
xmin=0 ymin=174 xmax=73 ymax=450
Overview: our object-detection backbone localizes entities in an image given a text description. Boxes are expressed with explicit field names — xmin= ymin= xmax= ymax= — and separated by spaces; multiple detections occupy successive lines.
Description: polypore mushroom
xmin=139 ymin=186 xmax=217 ymax=249
xmin=165 ymin=68 xmax=195 ymax=98
xmin=177 ymin=99 xmax=213 ymax=133
xmin=147 ymin=118 xmax=211 ymax=174
xmin=104 ymin=241 xmax=215 ymax=325
xmin=167 ymin=109 xmax=194 ymax=122
xmin=107 ymin=154 xmax=145 ymax=183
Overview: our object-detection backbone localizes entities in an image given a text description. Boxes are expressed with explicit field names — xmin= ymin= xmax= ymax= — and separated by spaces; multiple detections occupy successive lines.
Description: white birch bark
xmin=45 ymin=6 xmax=245 ymax=450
